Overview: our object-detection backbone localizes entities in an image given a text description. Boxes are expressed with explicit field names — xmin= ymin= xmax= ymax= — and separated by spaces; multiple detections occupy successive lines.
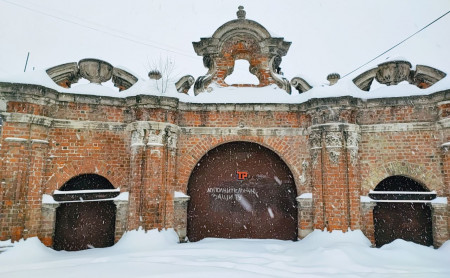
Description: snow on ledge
xmin=297 ymin=193 xmax=312 ymax=199
xmin=360 ymin=196 xmax=374 ymax=203
xmin=53 ymin=188 xmax=120 ymax=194
xmin=42 ymin=191 xmax=129 ymax=204
xmin=174 ymin=191 xmax=190 ymax=201
xmin=42 ymin=194 xmax=58 ymax=204
xmin=361 ymin=195 xmax=447 ymax=204
xmin=431 ymin=197 xmax=447 ymax=204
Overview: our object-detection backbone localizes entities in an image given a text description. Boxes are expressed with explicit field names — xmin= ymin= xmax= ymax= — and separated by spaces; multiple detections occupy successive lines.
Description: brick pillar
xmin=310 ymin=124 xmax=361 ymax=232
xmin=360 ymin=201 xmax=376 ymax=245
xmin=0 ymin=135 xmax=29 ymax=241
xmin=323 ymin=128 xmax=348 ymax=231
xmin=164 ymin=126 xmax=178 ymax=229
xmin=431 ymin=202 xmax=448 ymax=248
xmin=309 ymin=128 xmax=325 ymax=229
xmin=173 ymin=194 xmax=190 ymax=242
xmin=127 ymin=129 xmax=146 ymax=230
xmin=40 ymin=202 xmax=59 ymax=247
xmin=143 ymin=128 xmax=165 ymax=230
xmin=24 ymin=139 xmax=49 ymax=239
xmin=114 ymin=199 xmax=129 ymax=242
xmin=440 ymin=142 xmax=449 ymax=238
xmin=296 ymin=195 xmax=313 ymax=238
xmin=344 ymin=127 xmax=361 ymax=230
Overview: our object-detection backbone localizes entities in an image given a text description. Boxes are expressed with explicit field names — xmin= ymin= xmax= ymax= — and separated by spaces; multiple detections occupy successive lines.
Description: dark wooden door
xmin=187 ymin=142 xmax=298 ymax=242
xmin=374 ymin=202 xmax=432 ymax=247
xmin=53 ymin=201 xmax=116 ymax=251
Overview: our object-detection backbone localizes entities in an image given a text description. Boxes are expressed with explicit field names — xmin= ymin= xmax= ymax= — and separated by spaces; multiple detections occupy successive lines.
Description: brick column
xmin=344 ymin=127 xmax=361 ymax=230
xmin=173 ymin=194 xmax=190 ymax=242
xmin=296 ymin=195 xmax=313 ymax=238
xmin=431 ymin=202 xmax=448 ymax=248
xmin=323 ymin=127 xmax=348 ymax=231
xmin=127 ymin=129 xmax=146 ymax=230
xmin=309 ymin=128 xmax=325 ymax=230
xmin=0 ymin=135 xmax=29 ymax=241
xmin=24 ymin=139 xmax=49 ymax=239
xmin=114 ymin=199 xmax=129 ymax=242
xmin=360 ymin=201 xmax=376 ymax=245
xmin=143 ymin=128 xmax=165 ymax=230
xmin=40 ymin=202 xmax=59 ymax=247
xmin=164 ymin=126 xmax=178 ymax=229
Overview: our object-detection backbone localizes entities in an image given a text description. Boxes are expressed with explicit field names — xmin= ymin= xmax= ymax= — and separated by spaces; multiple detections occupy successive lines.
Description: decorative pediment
xmin=192 ymin=6 xmax=292 ymax=95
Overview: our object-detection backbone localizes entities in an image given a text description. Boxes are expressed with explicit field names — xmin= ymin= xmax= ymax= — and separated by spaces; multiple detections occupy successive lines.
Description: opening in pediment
xmin=224 ymin=59 xmax=259 ymax=86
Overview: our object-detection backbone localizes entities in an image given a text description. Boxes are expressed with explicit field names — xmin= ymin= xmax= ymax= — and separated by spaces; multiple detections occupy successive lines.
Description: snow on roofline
xmin=1 ymin=68 xmax=449 ymax=104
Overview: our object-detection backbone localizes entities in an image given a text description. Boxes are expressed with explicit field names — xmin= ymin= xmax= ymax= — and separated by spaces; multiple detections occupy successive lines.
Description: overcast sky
xmin=0 ymin=0 xmax=449 ymax=84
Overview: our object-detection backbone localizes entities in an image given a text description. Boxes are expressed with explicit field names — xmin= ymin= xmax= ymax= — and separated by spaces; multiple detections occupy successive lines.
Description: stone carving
xmin=325 ymin=132 xmax=343 ymax=165
xmin=299 ymin=160 xmax=308 ymax=184
xmin=192 ymin=6 xmax=291 ymax=94
xmin=165 ymin=126 xmax=178 ymax=150
xmin=175 ymin=75 xmax=195 ymax=94
xmin=79 ymin=58 xmax=113 ymax=84
xmin=147 ymin=129 xmax=164 ymax=146
xmin=327 ymin=73 xmax=340 ymax=86
xmin=291 ymin=77 xmax=313 ymax=93
xmin=131 ymin=129 xmax=145 ymax=146
xmin=309 ymin=130 xmax=322 ymax=149
xmin=112 ymin=67 xmax=138 ymax=91
xmin=309 ymin=130 xmax=322 ymax=166
xmin=328 ymin=150 xmax=341 ymax=164
xmin=352 ymin=68 xmax=377 ymax=92
xmin=148 ymin=70 xmax=162 ymax=80
xmin=353 ymin=60 xmax=446 ymax=91
xmin=269 ymin=55 xmax=291 ymax=94
xmin=46 ymin=62 xmax=80 ymax=88
xmin=346 ymin=131 xmax=361 ymax=166
xmin=311 ymin=149 xmax=320 ymax=167
xmin=325 ymin=132 xmax=343 ymax=148
xmin=236 ymin=6 xmax=246 ymax=19
xmin=46 ymin=59 xmax=138 ymax=90
xmin=375 ymin=60 xmax=411 ymax=86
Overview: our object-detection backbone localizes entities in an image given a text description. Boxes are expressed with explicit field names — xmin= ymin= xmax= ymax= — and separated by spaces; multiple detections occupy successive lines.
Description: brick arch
xmin=179 ymin=136 xmax=304 ymax=194
xmin=44 ymin=160 xmax=126 ymax=193
xmin=362 ymin=161 xmax=440 ymax=194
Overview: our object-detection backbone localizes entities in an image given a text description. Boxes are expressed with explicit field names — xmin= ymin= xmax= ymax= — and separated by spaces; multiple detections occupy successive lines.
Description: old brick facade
xmin=0 ymin=7 xmax=448 ymax=249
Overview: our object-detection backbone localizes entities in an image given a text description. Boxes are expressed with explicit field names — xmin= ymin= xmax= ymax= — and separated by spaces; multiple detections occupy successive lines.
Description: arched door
xmin=187 ymin=142 xmax=298 ymax=242
xmin=372 ymin=176 xmax=433 ymax=247
xmin=53 ymin=174 xmax=117 ymax=251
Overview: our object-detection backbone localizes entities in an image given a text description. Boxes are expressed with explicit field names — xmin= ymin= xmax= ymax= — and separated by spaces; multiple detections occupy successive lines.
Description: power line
xmin=341 ymin=10 xmax=450 ymax=79
xmin=0 ymin=0 xmax=200 ymax=60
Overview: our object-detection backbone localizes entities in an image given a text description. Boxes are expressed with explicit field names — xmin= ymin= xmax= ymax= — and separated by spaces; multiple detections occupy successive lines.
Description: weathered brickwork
xmin=0 ymin=7 xmax=448 ymax=249
xmin=0 ymin=85 xmax=448 ymax=248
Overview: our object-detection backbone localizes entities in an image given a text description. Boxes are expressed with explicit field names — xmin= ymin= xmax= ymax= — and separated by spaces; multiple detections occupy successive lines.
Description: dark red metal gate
xmin=187 ymin=142 xmax=298 ymax=242
xmin=53 ymin=201 xmax=116 ymax=251
xmin=374 ymin=202 xmax=432 ymax=247
xmin=53 ymin=174 xmax=117 ymax=251
xmin=372 ymin=176 xmax=433 ymax=247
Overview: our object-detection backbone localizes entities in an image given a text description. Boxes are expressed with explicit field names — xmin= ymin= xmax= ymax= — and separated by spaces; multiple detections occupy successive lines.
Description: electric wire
xmin=341 ymin=10 xmax=450 ymax=79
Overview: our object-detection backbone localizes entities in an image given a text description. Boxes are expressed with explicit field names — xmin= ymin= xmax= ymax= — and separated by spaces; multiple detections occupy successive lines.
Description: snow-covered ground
xmin=1 ymin=229 xmax=449 ymax=278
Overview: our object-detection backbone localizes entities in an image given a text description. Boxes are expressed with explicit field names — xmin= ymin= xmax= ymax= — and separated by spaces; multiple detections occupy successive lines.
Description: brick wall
xmin=0 ymin=83 xmax=448 ymax=247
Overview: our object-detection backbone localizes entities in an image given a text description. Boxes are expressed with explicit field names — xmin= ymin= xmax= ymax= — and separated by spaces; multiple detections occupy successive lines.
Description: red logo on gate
xmin=237 ymin=171 xmax=248 ymax=180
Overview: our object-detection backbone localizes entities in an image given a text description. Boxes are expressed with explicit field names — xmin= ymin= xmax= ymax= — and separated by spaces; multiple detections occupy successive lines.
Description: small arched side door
xmin=53 ymin=174 xmax=117 ymax=251
xmin=372 ymin=176 xmax=433 ymax=247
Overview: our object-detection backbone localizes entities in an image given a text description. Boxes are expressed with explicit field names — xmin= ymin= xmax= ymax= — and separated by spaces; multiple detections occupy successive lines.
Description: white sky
xmin=0 ymin=0 xmax=449 ymax=84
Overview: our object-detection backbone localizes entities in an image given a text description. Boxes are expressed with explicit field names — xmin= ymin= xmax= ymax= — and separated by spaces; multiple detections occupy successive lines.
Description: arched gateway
xmin=371 ymin=175 xmax=434 ymax=247
xmin=187 ymin=142 xmax=298 ymax=241
xmin=53 ymin=174 xmax=118 ymax=251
